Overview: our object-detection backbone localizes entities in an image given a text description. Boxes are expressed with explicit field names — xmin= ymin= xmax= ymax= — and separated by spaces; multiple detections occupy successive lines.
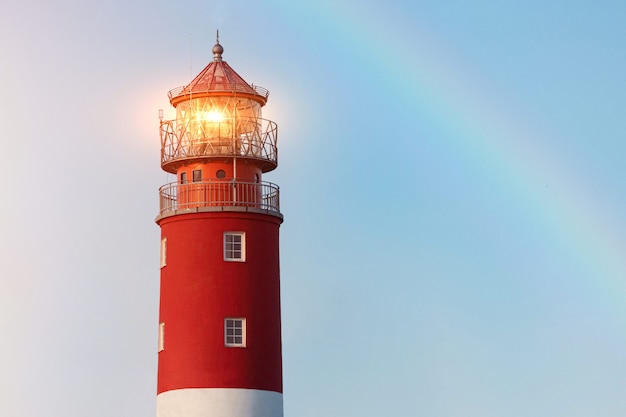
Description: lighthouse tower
xmin=155 ymin=37 xmax=283 ymax=417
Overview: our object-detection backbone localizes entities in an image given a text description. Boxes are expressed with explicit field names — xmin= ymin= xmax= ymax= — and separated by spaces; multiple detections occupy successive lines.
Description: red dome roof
xmin=168 ymin=41 xmax=269 ymax=106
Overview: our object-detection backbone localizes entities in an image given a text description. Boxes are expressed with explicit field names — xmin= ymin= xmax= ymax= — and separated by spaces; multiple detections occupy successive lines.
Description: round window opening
xmin=216 ymin=170 xmax=226 ymax=179
xmin=254 ymin=173 xmax=260 ymax=183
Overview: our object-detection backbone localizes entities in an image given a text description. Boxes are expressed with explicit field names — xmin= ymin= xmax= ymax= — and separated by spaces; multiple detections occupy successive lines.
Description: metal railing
xmin=158 ymin=179 xmax=280 ymax=216
xmin=160 ymin=116 xmax=278 ymax=172
xmin=167 ymin=84 xmax=269 ymax=101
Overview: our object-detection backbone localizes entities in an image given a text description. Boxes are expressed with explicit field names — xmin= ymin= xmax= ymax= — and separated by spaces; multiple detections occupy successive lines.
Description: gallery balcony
xmin=156 ymin=179 xmax=281 ymax=221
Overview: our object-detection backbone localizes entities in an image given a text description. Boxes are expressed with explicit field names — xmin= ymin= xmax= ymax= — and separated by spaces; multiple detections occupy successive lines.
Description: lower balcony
xmin=157 ymin=180 xmax=281 ymax=220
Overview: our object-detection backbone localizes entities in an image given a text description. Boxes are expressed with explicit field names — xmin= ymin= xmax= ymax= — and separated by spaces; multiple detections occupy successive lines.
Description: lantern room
xmin=159 ymin=39 xmax=277 ymax=175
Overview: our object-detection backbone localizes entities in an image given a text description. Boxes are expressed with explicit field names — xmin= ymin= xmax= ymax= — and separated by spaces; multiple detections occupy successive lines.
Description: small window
xmin=225 ymin=318 xmax=246 ymax=347
xmin=254 ymin=173 xmax=260 ymax=183
xmin=224 ymin=232 xmax=245 ymax=262
xmin=180 ymin=172 xmax=187 ymax=184
xmin=216 ymin=169 xmax=226 ymax=179
xmin=160 ymin=237 xmax=167 ymax=268
xmin=158 ymin=322 xmax=165 ymax=352
xmin=193 ymin=169 xmax=202 ymax=182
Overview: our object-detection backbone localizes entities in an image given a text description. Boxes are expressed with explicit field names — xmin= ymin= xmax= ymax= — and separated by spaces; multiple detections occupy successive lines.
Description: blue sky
xmin=1 ymin=0 xmax=626 ymax=416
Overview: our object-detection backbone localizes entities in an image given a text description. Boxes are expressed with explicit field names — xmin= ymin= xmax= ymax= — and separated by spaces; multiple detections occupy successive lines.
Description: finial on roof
xmin=212 ymin=29 xmax=223 ymax=62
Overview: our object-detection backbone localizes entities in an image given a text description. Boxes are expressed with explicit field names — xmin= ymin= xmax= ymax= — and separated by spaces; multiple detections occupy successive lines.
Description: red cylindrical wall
xmin=157 ymin=211 xmax=283 ymax=394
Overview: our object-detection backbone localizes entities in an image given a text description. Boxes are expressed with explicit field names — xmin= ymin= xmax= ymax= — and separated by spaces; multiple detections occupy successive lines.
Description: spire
xmin=212 ymin=29 xmax=223 ymax=62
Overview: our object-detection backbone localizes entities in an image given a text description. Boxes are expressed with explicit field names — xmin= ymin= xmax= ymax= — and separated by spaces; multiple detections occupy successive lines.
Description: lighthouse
xmin=155 ymin=36 xmax=283 ymax=417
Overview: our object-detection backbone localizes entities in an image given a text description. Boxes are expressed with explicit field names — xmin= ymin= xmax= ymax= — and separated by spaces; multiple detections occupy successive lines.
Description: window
xmin=158 ymin=322 xmax=165 ymax=352
xmin=224 ymin=232 xmax=245 ymax=262
xmin=193 ymin=169 xmax=202 ymax=182
xmin=224 ymin=318 xmax=246 ymax=347
xmin=180 ymin=172 xmax=187 ymax=184
xmin=216 ymin=169 xmax=226 ymax=179
xmin=160 ymin=237 xmax=167 ymax=268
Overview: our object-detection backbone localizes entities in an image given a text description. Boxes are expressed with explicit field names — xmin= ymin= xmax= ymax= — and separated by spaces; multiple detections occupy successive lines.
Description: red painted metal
xmin=168 ymin=60 xmax=268 ymax=107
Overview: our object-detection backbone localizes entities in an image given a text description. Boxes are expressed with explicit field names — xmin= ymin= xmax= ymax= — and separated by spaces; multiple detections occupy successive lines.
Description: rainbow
xmin=278 ymin=1 xmax=626 ymax=299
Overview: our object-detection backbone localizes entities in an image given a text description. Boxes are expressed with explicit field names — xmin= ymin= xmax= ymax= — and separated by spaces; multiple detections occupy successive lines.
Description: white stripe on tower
xmin=156 ymin=389 xmax=283 ymax=417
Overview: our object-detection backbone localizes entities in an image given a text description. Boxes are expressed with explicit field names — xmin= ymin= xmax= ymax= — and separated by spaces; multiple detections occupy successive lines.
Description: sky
xmin=1 ymin=0 xmax=626 ymax=416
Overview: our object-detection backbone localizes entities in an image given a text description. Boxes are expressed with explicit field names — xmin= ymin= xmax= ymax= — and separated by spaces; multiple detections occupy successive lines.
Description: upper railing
xmin=160 ymin=116 xmax=278 ymax=173
xmin=167 ymin=84 xmax=269 ymax=101
xmin=157 ymin=179 xmax=281 ymax=220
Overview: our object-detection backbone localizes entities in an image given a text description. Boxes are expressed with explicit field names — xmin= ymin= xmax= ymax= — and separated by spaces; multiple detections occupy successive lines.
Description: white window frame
xmin=158 ymin=322 xmax=165 ymax=352
xmin=160 ymin=237 xmax=167 ymax=268
xmin=224 ymin=318 xmax=246 ymax=347
xmin=224 ymin=232 xmax=245 ymax=262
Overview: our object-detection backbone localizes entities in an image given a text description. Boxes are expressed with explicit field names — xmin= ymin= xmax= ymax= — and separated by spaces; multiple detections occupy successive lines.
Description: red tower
xmin=155 ymin=37 xmax=283 ymax=417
